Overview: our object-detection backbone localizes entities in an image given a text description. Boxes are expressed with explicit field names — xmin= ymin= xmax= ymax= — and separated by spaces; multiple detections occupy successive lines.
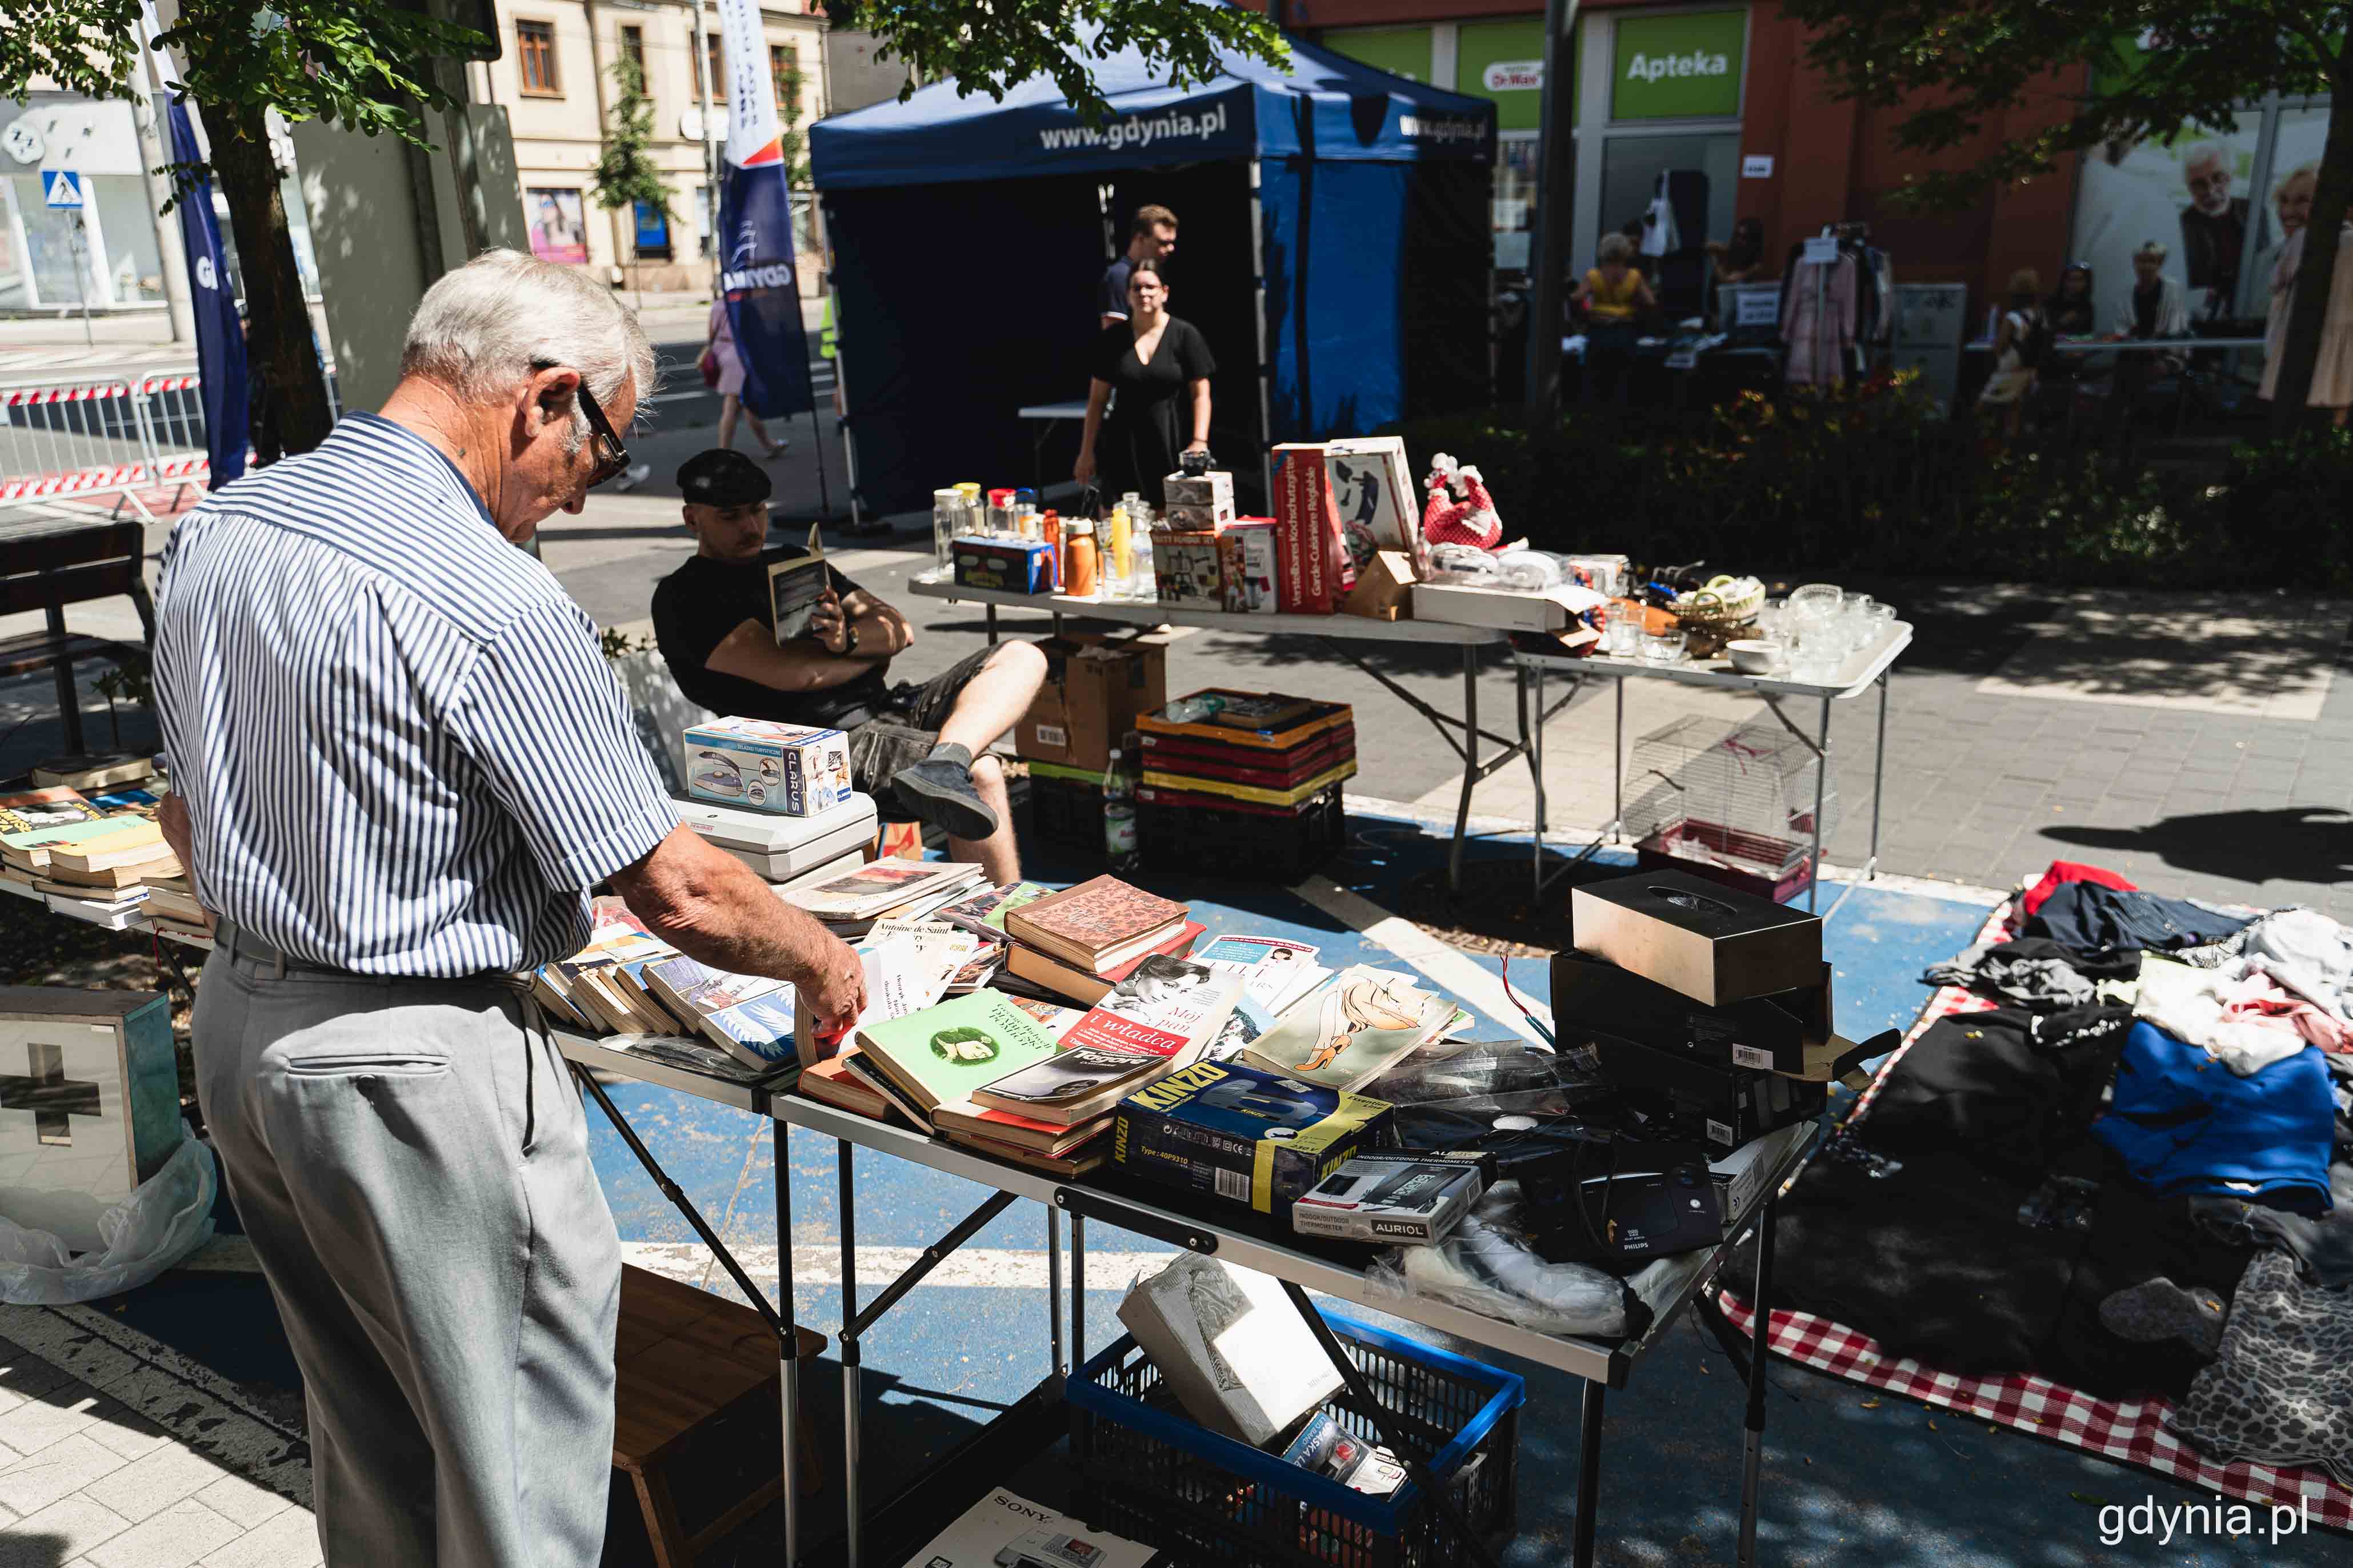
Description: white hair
xmin=2184 ymin=142 xmax=2227 ymax=172
xmin=399 ymin=250 xmax=658 ymax=443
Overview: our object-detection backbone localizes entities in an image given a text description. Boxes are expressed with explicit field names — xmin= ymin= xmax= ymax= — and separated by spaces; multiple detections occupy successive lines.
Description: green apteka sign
xmin=1612 ymin=10 xmax=1747 ymax=121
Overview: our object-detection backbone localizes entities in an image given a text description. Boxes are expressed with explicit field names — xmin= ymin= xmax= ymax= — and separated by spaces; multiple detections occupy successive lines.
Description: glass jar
xmin=930 ymin=488 xmax=960 ymax=574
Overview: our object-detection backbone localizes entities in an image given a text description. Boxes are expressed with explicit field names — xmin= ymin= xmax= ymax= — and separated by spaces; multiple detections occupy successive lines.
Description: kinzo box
xmin=682 ymin=717 xmax=853 ymax=816
xmin=1112 ymin=1059 xmax=1393 ymax=1217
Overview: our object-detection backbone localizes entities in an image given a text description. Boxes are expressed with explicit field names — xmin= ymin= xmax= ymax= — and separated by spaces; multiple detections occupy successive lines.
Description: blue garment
xmin=2025 ymin=882 xmax=2252 ymax=960
xmin=2093 ymin=1022 xmax=2336 ymax=1213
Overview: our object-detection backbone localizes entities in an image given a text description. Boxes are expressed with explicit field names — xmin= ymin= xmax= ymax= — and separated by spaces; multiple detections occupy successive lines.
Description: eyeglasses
xmin=571 ymin=378 xmax=631 ymax=488
xmin=533 ymin=360 xmax=631 ymax=487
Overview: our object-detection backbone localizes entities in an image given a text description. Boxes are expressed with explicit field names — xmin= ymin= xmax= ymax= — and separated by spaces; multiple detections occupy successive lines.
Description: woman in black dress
xmin=1074 ymin=261 xmax=1215 ymax=507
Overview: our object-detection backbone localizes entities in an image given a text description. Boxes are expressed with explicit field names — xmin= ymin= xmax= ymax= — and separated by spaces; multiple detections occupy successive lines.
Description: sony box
xmin=682 ymin=717 xmax=853 ymax=817
xmin=1550 ymin=949 xmax=1831 ymax=1075
xmin=952 ymin=536 xmax=1055 ymax=595
xmin=1218 ymin=520 xmax=1279 ymax=613
xmin=1570 ymin=869 xmax=1823 ymax=1006
xmin=1113 ymin=1058 xmax=1393 ymax=1217
xmin=1291 ymin=1150 xmax=1494 ymax=1244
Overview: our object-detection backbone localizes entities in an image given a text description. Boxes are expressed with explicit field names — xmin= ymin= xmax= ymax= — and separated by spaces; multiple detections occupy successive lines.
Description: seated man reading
xmin=652 ymin=450 xmax=1045 ymax=881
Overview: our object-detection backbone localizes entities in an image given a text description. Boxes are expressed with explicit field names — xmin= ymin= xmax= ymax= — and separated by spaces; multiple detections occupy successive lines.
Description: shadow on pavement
xmin=2047 ymin=806 xmax=2353 ymax=887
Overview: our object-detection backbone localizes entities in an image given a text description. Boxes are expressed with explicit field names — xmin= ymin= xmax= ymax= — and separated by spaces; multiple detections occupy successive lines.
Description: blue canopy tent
xmin=810 ymin=17 xmax=1495 ymax=516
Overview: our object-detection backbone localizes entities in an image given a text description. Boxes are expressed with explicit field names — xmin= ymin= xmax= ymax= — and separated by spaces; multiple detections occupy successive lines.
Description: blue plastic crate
xmin=1067 ymin=1308 xmax=1524 ymax=1567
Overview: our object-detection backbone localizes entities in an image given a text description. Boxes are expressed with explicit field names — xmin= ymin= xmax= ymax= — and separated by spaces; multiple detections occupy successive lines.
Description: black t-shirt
xmin=650 ymin=548 xmax=892 ymax=729
xmin=1090 ymin=317 xmax=1216 ymax=416
xmin=1099 ymin=256 xmax=1135 ymax=322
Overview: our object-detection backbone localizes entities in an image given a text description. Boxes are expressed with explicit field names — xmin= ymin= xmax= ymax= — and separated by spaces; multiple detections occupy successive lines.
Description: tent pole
xmin=1251 ymin=159 xmax=1273 ymax=506
xmin=1527 ymin=0 xmax=1579 ymax=422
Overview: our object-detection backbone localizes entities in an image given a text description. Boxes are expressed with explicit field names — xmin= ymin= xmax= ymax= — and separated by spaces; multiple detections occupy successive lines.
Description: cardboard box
xmin=683 ymin=717 xmax=854 ymax=816
xmin=1271 ymin=444 xmax=1349 ymax=614
xmin=1016 ymin=633 xmax=1169 ymax=773
xmin=951 ymin=536 xmax=1055 ymax=595
xmin=1219 ymin=520 xmax=1279 ymax=613
xmin=1323 ymin=436 xmax=1422 ymax=569
xmin=1165 ymin=500 xmax=1235 ymax=532
xmin=1550 ymin=950 xmax=1831 ymax=1075
xmin=1341 ymin=550 xmax=1416 ymax=621
xmin=1411 ymin=580 xmax=1578 ymax=631
xmin=1153 ymin=527 xmax=1226 ymax=611
xmin=1570 ymin=869 xmax=1823 ymax=1006
xmin=1112 ymin=1058 xmax=1394 ymax=1217
xmin=1579 ymin=1026 xmax=1827 ymax=1150
xmin=1162 ymin=470 xmax=1235 ymax=511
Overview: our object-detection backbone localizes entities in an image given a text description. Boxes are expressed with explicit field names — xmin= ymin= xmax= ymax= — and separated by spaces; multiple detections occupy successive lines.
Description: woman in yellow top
xmin=1573 ymin=233 xmax=1657 ymax=404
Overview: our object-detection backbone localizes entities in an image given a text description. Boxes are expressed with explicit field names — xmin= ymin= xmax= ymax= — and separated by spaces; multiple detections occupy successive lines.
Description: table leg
xmin=1574 ymin=1379 xmax=1605 ymax=1568
xmin=1868 ymin=673 xmax=1890 ymax=881
xmin=1070 ymin=1213 xmax=1087 ymax=1369
xmin=1526 ymin=665 xmax=1546 ymax=903
xmin=1805 ymin=693 xmax=1831 ymax=914
xmin=1612 ymin=678 xmax=1624 ymax=844
xmin=1738 ymin=1198 xmax=1779 ymax=1568
xmin=777 ymin=1122 xmax=802 ymax=1567
xmin=838 ymin=1140 xmax=862 ymax=1568
xmin=985 ymin=604 xmax=999 ymax=646
xmin=1450 ymin=645 xmax=1479 ymax=895
xmin=1046 ymin=1207 xmax=1064 ymax=1378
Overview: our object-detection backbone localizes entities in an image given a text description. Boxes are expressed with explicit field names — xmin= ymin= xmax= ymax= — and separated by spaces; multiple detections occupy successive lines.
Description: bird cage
xmin=1621 ymin=717 xmax=1839 ymax=899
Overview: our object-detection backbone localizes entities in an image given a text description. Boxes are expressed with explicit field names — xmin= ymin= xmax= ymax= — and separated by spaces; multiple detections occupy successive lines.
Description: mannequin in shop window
xmin=1574 ymin=233 xmax=1656 ymax=406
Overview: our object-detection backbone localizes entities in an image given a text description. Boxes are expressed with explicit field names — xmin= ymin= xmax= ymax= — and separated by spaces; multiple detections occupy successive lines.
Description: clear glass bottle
xmin=930 ymin=488 xmax=960 ymax=575
xmin=1102 ymin=747 xmax=1138 ymax=871
xmin=1106 ymin=504 xmax=1132 ymax=597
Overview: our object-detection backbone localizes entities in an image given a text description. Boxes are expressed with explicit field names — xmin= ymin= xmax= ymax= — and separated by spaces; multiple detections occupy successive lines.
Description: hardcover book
xmin=1003 ymin=875 xmax=1187 ymax=971
xmin=797 ymin=1050 xmax=891 ymax=1119
xmin=931 ymin=1097 xmax=1111 ymax=1155
xmin=853 ymin=989 xmax=1067 ymax=1112
xmin=1002 ymin=920 xmax=1202 ymax=1006
xmin=1240 ymin=967 xmax=1454 ymax=1093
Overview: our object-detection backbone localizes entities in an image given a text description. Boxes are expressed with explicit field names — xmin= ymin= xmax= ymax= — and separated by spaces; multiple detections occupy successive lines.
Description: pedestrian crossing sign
xmin=42 ymin=169 xmax=83 ymax=208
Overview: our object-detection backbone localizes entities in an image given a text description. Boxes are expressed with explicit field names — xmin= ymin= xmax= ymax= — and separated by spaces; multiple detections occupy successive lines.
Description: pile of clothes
xmin=1753 ymin=863 xmax=2353 ymax=1486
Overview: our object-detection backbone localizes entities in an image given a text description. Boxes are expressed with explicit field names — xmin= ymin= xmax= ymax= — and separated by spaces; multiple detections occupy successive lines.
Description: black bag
xmin=2012 ymin=308 xmax=2055 ymax=372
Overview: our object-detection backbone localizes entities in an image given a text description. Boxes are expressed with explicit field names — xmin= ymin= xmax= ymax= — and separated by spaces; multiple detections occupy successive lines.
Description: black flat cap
xmin=678 ymin=448 xmax=773 ymax=506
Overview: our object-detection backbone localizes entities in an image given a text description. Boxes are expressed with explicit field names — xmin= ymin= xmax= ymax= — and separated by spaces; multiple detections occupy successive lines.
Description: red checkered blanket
xmin=1716 ymin=894 xmax=2353 ymax=1532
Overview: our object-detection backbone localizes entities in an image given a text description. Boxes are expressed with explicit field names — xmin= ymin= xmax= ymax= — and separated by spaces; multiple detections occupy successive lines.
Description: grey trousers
xmin=194 ymin=927 xmax=619 ymax=1566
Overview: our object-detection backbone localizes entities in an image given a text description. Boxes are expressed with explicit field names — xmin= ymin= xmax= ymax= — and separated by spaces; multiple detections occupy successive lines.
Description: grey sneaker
xmin=890 ymin=748 xmax=999 ymax=842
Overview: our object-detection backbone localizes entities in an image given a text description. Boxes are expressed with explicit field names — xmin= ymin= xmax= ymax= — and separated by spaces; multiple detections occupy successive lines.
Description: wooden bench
xmin=0 ymin=520 xmax=155 ymax=757
xmin=614 ymin=1263 xmax=826 ymax=1568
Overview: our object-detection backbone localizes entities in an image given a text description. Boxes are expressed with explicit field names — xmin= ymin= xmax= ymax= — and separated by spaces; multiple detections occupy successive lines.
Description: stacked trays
xmin=1135 ymin=691 xmax=1356 ymax=883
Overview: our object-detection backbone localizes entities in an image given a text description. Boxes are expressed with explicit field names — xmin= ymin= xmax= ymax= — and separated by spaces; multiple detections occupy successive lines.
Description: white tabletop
xmin=905 ymin=571 xmax=1507 ymax=647
xmin=1015 ymin=401 xmax=1090 ymax=420
xmin=1518 ymin=620 xmax=1914 ymax=701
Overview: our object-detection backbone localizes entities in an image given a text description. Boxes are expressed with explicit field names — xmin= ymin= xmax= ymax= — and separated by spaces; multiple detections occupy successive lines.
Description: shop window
xmin=517 ymin=20 xmax=559 ymax=95
xmin=694 ymin=34 xmax=725 ymax=103
xmin=1598 ymin=133 xmax=1739 ymax=257
xmin=619 ymin=25 xmax=647 ymax=95
xmin=1494 ymin=138 xmax=1539 ymax=271
xmin=771 ymin=44 xmax=800 ymax=115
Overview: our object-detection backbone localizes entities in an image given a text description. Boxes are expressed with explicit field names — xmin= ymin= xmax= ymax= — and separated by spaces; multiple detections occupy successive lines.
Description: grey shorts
xmin=842 ymin=643 xmax=1001 ymax=793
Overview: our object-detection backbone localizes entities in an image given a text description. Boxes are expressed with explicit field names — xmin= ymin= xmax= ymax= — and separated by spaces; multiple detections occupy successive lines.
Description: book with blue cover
xmin=643 ymin=954 xmax=799 ymax=1074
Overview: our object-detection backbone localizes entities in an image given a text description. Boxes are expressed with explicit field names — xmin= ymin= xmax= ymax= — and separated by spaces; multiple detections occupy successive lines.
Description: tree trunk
xmin=2267 ymin=93 xmax=2353 ymax=432
xmin=206 ymin=99 xmax=334 ymax=456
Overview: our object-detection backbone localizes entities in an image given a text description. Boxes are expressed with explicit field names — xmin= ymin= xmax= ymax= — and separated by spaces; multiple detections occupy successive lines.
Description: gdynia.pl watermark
xmin=2096 ymin=1494 xmax=2316 ymax=1547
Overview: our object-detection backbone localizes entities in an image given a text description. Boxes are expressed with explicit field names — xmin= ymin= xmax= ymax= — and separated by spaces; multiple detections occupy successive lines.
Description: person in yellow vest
xmin=1574 ymin=232 xmax=1656 ymax=406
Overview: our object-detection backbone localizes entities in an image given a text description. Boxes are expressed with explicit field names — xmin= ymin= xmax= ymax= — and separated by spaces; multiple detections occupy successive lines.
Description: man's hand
xmin=799 ymin=934 xmax=868 ymax=1056
xmin=809 ymin=589 xmax=850 ymax=655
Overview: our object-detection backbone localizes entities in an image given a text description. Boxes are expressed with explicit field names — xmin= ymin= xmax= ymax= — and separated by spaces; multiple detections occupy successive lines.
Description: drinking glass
xmin=1605 ymin=616 xmax=1643 ymax=657
xmin=1642 ymin=629 xmax=1686 ymax=664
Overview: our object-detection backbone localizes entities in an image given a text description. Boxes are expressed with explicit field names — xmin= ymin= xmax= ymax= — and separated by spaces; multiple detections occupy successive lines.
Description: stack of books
xmin=775 ymin=854 xmax=987 ymax=937
xmin=1134 ymin=691 xmax=1356 ymax=814
xmin=0 ymin=785 xmax=181 ymax=926
xmin=996 ymin=873 xmax=1205 ymax=1006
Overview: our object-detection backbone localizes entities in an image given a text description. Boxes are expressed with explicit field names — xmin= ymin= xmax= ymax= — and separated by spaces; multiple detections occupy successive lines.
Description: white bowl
xmin=1726 ymin=639 xmax=1778 ymax=675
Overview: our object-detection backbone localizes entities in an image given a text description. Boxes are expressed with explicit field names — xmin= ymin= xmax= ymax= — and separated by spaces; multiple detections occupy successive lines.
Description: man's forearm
xmin=619 ymin=836 xmax=838 ymax=984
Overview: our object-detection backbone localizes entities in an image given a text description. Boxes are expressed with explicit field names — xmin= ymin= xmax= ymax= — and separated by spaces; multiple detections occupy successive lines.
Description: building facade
xmin=477 ymin=0 xmax=835 ymax=294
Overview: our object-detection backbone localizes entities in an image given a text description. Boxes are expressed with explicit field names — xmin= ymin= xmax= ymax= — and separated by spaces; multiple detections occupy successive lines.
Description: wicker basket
xmin=1670 ymin=575 xmax=1764 ymax=657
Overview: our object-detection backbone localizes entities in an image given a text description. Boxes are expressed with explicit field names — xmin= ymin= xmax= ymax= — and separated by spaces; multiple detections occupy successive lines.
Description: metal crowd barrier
xmin=0 ymin=359 xmax=341 ymax=522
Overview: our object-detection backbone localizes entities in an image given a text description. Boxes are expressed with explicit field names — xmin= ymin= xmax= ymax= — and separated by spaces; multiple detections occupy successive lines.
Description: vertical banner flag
xmin=717 ymin=0 xmax=815 ymax=418
xmin=167 ymin=101 xmax=250 ymax=486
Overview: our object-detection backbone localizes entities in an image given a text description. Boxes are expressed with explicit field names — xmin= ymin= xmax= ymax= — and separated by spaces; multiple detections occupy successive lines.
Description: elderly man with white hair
xmin=151 ymin=250 xmax=868 ymax=1565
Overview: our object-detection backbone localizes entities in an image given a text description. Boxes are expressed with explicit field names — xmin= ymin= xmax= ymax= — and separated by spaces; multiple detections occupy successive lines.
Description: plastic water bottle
xmin=1102 ymin=748 xmax=1138 ymax=871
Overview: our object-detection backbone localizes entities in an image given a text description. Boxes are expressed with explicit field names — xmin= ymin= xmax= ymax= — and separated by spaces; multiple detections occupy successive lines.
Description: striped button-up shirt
xmin=153 ymin=412 xmax=677 ymax=975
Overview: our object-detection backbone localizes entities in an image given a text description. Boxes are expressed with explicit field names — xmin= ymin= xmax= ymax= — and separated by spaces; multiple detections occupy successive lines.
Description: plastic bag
xmin=0 ymin=1122 xmax=217 ymax=1305
xmin=1362 ymin=1180 xmax=1628 ymax=1338
xmin=1378 ymin=1039 xmax=1611 ymax=1148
